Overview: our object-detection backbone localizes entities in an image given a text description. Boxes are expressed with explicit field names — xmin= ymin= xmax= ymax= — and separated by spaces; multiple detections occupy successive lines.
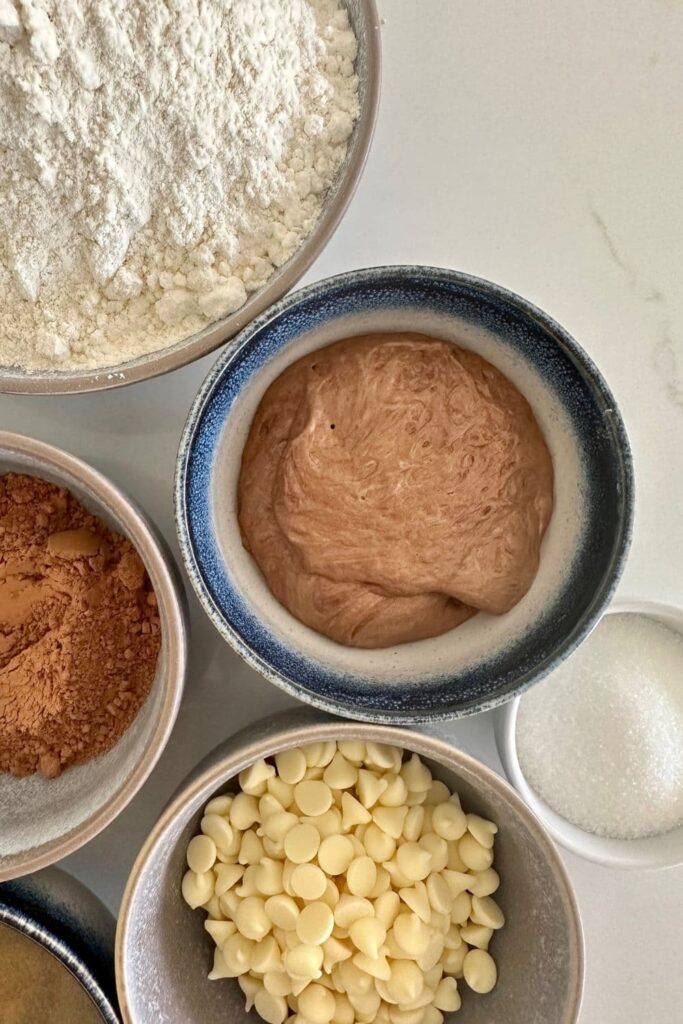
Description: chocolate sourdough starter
xmin=238 ymin=333 xmax=554 ymax=648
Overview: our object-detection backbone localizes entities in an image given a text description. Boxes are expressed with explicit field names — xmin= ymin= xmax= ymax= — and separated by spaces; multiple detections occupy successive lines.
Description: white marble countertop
xmin=2 ymin=2 xmax=682 ymax=1021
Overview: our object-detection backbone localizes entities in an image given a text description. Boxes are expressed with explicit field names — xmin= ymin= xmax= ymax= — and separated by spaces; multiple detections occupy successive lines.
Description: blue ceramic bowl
xmin=175 ymin=266 xmax=633 ymax=722
xmin=0 ymin=866 xmax=119 ymax=1021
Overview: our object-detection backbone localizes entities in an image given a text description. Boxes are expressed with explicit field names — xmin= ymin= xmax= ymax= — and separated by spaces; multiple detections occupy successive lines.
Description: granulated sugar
xmin=0 ymin=0 xmax=359 ymax=372
xmin=517 ymin=613 xmax=683 ymax=840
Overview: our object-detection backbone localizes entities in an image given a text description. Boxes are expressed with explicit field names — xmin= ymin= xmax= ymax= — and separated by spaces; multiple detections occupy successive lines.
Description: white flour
xmin=0 ymin=0 xmax=359 ymax=371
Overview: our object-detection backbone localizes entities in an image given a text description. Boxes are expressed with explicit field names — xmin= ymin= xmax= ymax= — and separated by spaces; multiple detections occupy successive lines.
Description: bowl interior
xmin=496 ymin=600 xmax=683 ymax=869
xmin=118 ymin=717 xmax=582 ymax=1024
xmin=0 ymin=438 xmax=184 ymax=879
xmin=0 ymin=0 xmax=380 ymax=395
xmin=0 ymin=911 xmax=117 ymax=1024
xmin=178 ymin=266 xmax=632 ymax=721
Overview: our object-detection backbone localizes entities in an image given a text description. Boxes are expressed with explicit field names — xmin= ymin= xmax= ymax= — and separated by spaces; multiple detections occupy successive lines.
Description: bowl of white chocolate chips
xmin=115 ymin=709 xmax=583 ymax=1024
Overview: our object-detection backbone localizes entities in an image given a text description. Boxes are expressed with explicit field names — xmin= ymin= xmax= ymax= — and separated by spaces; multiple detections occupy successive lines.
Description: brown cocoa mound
xmin=0 ymin=472 xmax=161 ymax=778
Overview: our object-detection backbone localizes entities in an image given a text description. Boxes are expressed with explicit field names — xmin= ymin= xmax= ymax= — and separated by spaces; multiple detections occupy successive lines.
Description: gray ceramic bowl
xmin=116 ymin=709 xmax=584 ymax=1024
xmin=0 ymin=1 xmax=380 ymax=395
xmin=0 ymin=432 xmax=188 ymax=880
xmin=176 ymin=265 xmax=634 ymax=723
xmin=0 ymin=866 xmax=119 ymax=1021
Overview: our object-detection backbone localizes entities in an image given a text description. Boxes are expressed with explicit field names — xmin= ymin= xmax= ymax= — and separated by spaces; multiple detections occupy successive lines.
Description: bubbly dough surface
xmin=238 ymin=333 xmax=553 ymax=647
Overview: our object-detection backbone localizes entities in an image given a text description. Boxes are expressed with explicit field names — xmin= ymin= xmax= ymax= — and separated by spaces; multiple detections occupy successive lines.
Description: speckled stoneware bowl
xmin=0 ymin=1 xmax=380 ymax=395
xmin=116 ymin=709 xmax=584 ymax=1024
xmin=1 ymin=865 xmax=119 ymax=1021
xmin=175 ymin=265 xmax=634 ymax=723
xmin=0 ymin=432 xmax=188 ymax=880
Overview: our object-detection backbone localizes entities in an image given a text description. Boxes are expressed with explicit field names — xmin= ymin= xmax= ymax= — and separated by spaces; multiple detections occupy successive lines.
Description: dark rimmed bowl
xmin=1 ymin=866 xmax=119 ymax=1021
xmin=176 ymin=265 xmax=634 ymax=723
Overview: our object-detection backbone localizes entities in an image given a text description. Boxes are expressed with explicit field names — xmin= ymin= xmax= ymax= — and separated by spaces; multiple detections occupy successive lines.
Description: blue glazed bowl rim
xmin=0 ymin=903 xmax=119 ymax=1023
xmin=175 ymin=264 xmax=634 ymax=722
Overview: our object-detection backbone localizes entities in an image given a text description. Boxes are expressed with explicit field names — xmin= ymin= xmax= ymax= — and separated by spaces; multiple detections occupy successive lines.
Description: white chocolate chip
xmin=296 ymin=902 xmax=334 ymax=945
xmin=275 ymin=748 xmax=307 ymax=785
xmin=401 ymin=754 xmax=432 ymax=793
xmin=372 ymin=805 xmax=408 ymax=840
xmin=338 ymin=740 xmax=366 ymax=763
xmin=419 ymin=833 xmax=448 ymax=873
xmin=460 ymin=922 xmax=494 ymax=950
xmin=186 ymin=834 xmax=217 ymax=873
xmin=238 ymin=973 xmax=260 ymax=1011
xmin=291 ymin=863 xmax=327 ymax=901
xmin=263 ymin=971 xmax=292 ymax=997
xmin=252 ymin=935 xmax=282 ymax=974
xmin=341 ymin=791 xmax=372 ymax=829
xmin=458 ymin=833 xmax=494 ymax=871
xmin=265 ymin=894 xmax=300 ymax=931
xmin=181 ymin=869 xmax=214 ymax=909
xmin=239 ymin=759 xmax=276 ymax=796
xmin=254 ymin=987 xmax=288 ymax=1024
xmin=204 ymin=919 xmax=236 ymax=945
xmin=399 ymin=882 xmax=431 ymax=924
xmin=298 ymin=982 xmax=336 ymax=1024
xmin=402 ymin=806 xmax=425 ymax=841
xmin=471 ymin=894 xmax=505 ymax=930
xmin=386 ymin=959 xmax=424 ymax=1004
xmin=284 ymin=943 xmax=324 ymax=981
xmin=318 ymin=833 xmax=354 ymax=875
xmin=204 ymin=794 xmax=233 ymax=816
xmin=256 ymin=859 xmax=284 ymax=897
xmin=183 ymin=745 xmax=502 ymax=1024
xmin=356 ymin=769 xmax=388 ymax=808
xmin=230 ymin=793 xmax=260 ymax=831
xmin=235 ymin=896 xmax=272 ymax=941
xmin=334 ymin=894 xmax=374 ymax=930
xmin=467 ymin=867 xmax=500 ymax=898
xmin=365 ymin=741 xmax=402 ymax=772
xmin=374 ymin=890 xmax=401 ymax=928
xmin=284 ymin=823 xmax=320 ymax=864
xmin=463 ymin=948 xmax=497 ymax=993
xmin=201 ymin=813 xmax=235 ymax=851
xmin=214 ymin=863 xmax=245 ymax=896
xmin=323 ymin=751 xmax=358 ymax=790
xmin=392 ymin=913 xmax=431 ymax=956
xmin=346 ymin=856 xmax=377 ymax=897
xmin=349 ymin=917 xmax=386 ymax=958
xmin=239 ymin=829 xmax=265 ymax=865
xmin=466 ymin=813 xmax=498 ymax=849
xmin=396 ymin=842 xmax=432 ymax=882
xmin=431 ymin=802 xmax=468 ymax=842
xmin=295 ymin=780 xmax=333 ymax=816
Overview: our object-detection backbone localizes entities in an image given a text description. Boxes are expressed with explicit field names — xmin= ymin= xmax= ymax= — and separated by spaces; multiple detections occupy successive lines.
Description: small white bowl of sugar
xmin=495 ymin=599 xmax=683 ymax=868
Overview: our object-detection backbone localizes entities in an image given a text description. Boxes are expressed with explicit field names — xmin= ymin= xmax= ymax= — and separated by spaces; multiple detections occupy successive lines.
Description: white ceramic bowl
xmin=494 ymin=599 xmax=683 ymax=869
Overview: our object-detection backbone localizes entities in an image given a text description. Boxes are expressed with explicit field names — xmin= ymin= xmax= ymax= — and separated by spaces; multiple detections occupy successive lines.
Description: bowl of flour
xmin=0 ymin=0 xmax=380 ymax=393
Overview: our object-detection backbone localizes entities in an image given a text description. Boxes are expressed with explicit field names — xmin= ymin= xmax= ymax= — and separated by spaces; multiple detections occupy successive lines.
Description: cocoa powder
xmin=0 ymin=473 xmax=161 ymax=778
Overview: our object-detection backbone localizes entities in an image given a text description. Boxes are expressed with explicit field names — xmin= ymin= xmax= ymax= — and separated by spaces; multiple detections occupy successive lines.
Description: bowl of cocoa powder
xmin=0 ymin=431 xmax=188 ymax=880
